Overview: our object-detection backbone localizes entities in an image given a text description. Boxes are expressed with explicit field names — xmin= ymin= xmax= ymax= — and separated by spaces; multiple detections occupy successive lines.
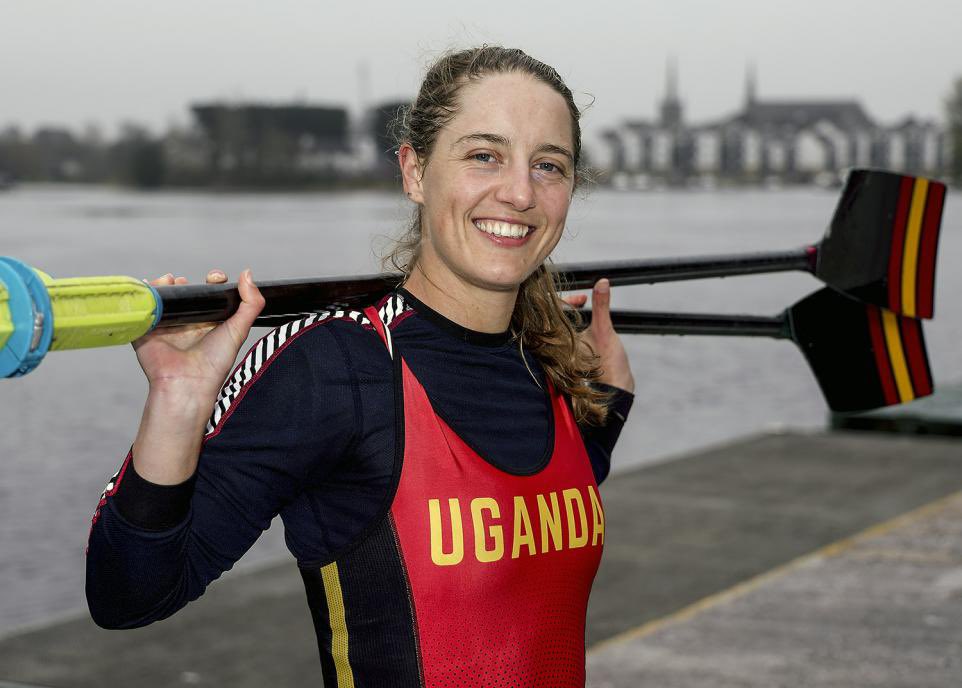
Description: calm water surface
xmin=1 ymin=184 xmax=959 ymax=635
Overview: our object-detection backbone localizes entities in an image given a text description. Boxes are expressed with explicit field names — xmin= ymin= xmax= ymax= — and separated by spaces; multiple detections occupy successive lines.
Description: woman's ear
xmin=398 ymin=143 xmax=425 ymax=204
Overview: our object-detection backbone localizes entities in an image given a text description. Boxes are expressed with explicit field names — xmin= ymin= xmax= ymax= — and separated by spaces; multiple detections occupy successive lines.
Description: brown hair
xmin=389 ymin=46 xmax=610 ymax=425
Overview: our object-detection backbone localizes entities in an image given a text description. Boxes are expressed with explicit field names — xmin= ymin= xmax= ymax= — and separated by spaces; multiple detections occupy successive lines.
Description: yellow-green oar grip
xmin=0 ymin=281 xmax=12 ymax=351
xmin=45 ymin=276 xmax=161 ymax=350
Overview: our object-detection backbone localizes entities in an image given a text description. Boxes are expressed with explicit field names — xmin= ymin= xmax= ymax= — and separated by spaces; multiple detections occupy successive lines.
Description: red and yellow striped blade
xmin=886 ymin=176 xmax=946 ymax=319
xmin=866 ymin=305 xmax=933 ymax=407
xmin=789 ymin=287 xmax=934 ymax=412
xmin=817 ymin=169 xmax=946 ymax=319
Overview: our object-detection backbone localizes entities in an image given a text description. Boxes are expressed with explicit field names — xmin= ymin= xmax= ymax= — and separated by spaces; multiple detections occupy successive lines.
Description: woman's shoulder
xmin=203 ymin=307 xmax=393 ymax=434
xmin=248 ymin=306 xmax=386 ymax=365
xmin=234 ymin=291 xmax=415 ymax=383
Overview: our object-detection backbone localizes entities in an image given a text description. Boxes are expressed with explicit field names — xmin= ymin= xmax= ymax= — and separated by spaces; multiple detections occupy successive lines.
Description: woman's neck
xmin=403 ymin=264 xmax=517 ymax=334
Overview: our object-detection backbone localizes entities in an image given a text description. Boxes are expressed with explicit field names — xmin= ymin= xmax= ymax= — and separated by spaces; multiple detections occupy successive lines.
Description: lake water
xmin=1 ymin=183 xmax=959 ymax=636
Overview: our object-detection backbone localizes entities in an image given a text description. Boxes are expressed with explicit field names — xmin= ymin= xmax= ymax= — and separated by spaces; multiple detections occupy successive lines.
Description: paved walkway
xmin=587 ymin=490 xmax=962 ymax=687
xmin=2 ymin=430 xmax=961 ymax=687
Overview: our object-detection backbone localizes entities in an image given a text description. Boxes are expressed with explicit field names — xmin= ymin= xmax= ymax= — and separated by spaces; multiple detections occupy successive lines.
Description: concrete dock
xmin=1 ymin=429 xmax=961 ymax=686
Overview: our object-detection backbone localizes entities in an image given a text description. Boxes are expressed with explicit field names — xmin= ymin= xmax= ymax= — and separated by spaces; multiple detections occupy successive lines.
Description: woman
xmin=86 ymin=46 xmax=635 ymax=686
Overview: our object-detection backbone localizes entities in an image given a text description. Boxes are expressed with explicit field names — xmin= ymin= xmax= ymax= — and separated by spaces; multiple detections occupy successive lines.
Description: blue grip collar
xmin=0 ymin=257 xmax=54 ymax=378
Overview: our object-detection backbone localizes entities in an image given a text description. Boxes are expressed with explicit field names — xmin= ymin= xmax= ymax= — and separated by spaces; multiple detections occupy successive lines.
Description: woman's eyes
xmin=535 ymin=161 xmax=563 ymax=174
xmin=468 ymin=152 xmax=566 ymax=176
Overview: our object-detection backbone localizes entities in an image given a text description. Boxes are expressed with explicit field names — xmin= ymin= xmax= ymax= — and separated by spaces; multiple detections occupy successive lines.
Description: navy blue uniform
xmin=86 ymin=289 xmax=633 ymax=629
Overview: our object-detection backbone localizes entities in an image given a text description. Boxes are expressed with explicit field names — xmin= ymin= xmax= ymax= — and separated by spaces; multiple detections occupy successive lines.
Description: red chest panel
xmin=386 ymin=347 xmax=605 ymax=688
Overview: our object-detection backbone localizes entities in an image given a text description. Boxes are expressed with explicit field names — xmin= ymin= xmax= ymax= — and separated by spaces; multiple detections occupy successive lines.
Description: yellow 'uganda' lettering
xmin=537 ymin=492 xmax=563 ymax=553
xmin=588 ymin=485 xmax=605 ymax=546
xmin=511 ymin=496 xmax=536 ymax=558
xmin=563 ymin=488 xmax=589 ymax=549
xmin=429 ymin=498 xmax=464 ymax=566
xmin=471 ymin=497 xmax=504 ymax=563
xmin=427 ymin=487 xmax=602 ymax=566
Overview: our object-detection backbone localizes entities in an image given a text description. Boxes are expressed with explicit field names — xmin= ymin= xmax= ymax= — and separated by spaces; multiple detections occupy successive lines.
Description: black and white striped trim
xmin=98 ymin=466 xmax=123 ymax=503
xmin=203 ymin=309 xmax=369 ymax=436
xmin=378 ymin=292 xmax=408 ymax=327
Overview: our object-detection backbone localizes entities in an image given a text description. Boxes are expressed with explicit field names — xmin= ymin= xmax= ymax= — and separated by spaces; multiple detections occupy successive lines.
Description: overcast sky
xmin=2 ymin=0 xmax=960 ymax=140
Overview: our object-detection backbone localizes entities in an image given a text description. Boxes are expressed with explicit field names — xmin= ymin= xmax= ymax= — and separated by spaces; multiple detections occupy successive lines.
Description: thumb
xmin=591 ymin=278 xmax=612 ymax=331
xmin=226 ymin=269 xmax=266 ymax=339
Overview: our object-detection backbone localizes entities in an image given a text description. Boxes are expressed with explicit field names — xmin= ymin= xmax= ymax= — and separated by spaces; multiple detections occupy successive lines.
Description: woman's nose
xmin=495 ymin=162 xmax=536 ymax=210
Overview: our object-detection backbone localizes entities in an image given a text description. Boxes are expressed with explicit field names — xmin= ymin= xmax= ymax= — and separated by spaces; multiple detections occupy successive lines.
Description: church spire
xmin=666 ymin=56 xmax=678 ymax=101
xmin=660 ymin=56 xmax=683 ymax=129
xmin=745 ymin=61 xmax=757 ymax=108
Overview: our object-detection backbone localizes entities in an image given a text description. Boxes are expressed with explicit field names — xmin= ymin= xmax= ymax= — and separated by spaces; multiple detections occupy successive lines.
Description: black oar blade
xmin=788 ymin=288 xmax=933 ymax=412
xmin=818 ymin=169 xmax=946 ymax=319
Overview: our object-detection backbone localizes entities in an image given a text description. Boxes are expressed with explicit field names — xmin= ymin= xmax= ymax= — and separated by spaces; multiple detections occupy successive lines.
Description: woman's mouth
xmin=473 ymin=219 xmax=534 ymax=239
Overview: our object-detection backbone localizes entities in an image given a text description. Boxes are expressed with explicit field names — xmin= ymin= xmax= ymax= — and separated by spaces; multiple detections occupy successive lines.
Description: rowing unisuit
xmin=298 ymin=304 xmax=604 ymax=686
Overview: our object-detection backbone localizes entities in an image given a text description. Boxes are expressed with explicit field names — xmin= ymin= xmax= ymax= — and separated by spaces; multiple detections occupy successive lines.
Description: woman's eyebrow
xmin=451 ymin=132 xmax=509 ymax=148
xmin=534 ymin=143 xmax=574 ymax=162
xmin=451 ymin=133 xmax=573 ymax=161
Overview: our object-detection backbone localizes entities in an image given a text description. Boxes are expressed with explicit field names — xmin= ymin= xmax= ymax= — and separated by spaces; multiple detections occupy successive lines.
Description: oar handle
xmin=0 ymin=257 xmax=163 ymax=377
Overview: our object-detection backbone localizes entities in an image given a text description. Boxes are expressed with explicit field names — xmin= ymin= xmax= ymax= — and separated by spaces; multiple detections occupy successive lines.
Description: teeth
xmin=474 ymin=220 xmax=532 ymax=238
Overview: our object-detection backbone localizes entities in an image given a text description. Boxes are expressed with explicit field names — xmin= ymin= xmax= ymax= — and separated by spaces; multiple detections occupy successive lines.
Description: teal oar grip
xmin=0 ymin=257 xmax=54 ymax=377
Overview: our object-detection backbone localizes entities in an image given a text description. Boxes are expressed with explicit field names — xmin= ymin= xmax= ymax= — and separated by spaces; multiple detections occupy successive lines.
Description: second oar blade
xmin=787 ymin=288 xmax=933 ymax=413
xmin=817 ymin=168 xmax=946 ymax=319
xmin=583 ymin=287 xmax=934 ymax=413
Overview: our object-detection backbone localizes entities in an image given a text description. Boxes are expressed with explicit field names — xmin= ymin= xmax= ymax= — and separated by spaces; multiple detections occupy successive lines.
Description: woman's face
xmin=401 ymin=71 xmax=576 ymax=296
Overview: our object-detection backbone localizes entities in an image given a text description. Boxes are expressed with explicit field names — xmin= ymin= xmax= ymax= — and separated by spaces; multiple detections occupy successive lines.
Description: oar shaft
xmin=597 ymin=310 xmax=789 ymax=339
xmin=249 ymin=307 xmax=790 ymax=339
xmin=156 ymin=275 xmax=398 ymax=326
xmin=555 ymin=247 xmax=815 ymax=289
xmin=156 ymin=249 xmax=815 ymax=328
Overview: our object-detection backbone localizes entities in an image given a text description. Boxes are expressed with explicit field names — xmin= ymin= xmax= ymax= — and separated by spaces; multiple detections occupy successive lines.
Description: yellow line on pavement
xmin=588 ymin=488 xmax=962 ymax=655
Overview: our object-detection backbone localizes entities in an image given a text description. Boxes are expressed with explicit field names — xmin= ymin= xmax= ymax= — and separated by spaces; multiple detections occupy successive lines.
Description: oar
xmin=1 ymin=251 xmax=932 ymax=412
xmin=65 ymin=169 xmax=950 ymax=328
xmin=566 ymin=168 xmax=946 ymax=319
xmin=579 ymin=287 xmax=933 ymax=413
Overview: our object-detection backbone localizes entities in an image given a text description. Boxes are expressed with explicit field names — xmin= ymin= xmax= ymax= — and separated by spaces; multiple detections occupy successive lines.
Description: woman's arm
xmin=579 ymin=383 xmax=634 ymax=485
xmin=86 ymin=316 xmax=360 ymax=628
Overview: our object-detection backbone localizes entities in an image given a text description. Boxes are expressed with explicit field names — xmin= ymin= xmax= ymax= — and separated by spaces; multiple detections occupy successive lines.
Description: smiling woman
xmin=391 ymin=48 xmax=632 ymax=425
xmin=85 ymin=46 xmax=636 ymax=688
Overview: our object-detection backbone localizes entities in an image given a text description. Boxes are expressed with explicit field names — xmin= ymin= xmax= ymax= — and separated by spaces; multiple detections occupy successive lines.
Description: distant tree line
xmin=0 ymin=102 xmax=404 ymax=191
xmin=0 ymin=123 xmax=168 ymax=188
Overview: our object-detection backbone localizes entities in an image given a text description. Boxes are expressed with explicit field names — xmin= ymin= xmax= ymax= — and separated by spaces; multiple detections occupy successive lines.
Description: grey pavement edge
xmin=2 ymin=430 xmax=962 ymax=687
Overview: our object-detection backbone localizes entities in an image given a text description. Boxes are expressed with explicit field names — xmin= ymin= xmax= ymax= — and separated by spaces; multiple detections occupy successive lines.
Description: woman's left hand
xmin=563 ymin=278 xmax=635 ymax=394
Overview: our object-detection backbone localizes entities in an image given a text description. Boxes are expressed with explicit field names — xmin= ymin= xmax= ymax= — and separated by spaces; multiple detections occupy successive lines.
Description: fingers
xmin=206 ymin=269 xmax=227 ymax=284
xmin=146 ymin=270 xmax=228 ymax=287
xmin=562 ymin=294 xmax=589 ymax=309
xmin=147 ymin=273 xmax=189 ymax=286
xmin=147 ymin=273 xmax=175 ymax=287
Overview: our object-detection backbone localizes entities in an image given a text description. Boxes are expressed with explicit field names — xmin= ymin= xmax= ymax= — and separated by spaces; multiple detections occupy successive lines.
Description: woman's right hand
xmin=132 ymin=268 xmax=265 ymax=402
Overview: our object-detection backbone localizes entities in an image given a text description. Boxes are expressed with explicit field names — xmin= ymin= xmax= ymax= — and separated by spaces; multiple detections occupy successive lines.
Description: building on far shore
xmin=365 ymin=100 xmax=409 ymax=180
xmin=168 ymin=100 xmax=411 ymax=186
xmin=597 ymin=62 xmax=950 ymax=188
xmin=187 ymin=103 xmax=354 ymax=185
